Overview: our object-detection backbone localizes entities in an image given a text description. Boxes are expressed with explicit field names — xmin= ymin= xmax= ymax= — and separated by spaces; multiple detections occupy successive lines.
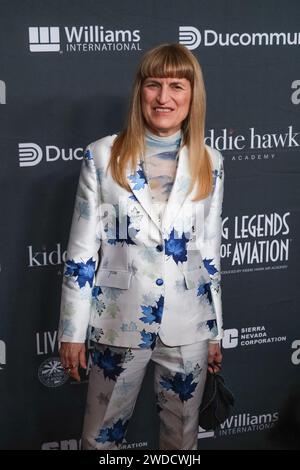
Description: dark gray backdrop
xmin=0 ymin=0 xmax=299 ymax=450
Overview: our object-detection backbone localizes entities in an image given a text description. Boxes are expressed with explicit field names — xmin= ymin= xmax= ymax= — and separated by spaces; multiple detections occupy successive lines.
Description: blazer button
xmin=156 ymin=278 xmax=164 ymax=286
xmin=156 ymin=244 xmax=163 ymax=252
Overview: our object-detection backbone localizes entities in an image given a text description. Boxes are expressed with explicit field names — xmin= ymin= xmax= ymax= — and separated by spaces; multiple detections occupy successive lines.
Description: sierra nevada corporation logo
xmin=29 ymin=25 xmax=141 ymax=53
xmin=222 ymin=326 xmax=286 ymax=349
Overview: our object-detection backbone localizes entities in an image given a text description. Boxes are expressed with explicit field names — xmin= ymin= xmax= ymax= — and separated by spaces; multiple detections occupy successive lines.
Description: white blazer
xmin=58 ymin=134 xmax=224 ymax=349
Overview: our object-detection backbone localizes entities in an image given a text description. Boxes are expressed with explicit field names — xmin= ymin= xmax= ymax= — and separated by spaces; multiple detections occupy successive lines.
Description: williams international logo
xmin=28 ymin=25 xmax=141 ymax=53
xmin=179 ymin=26 xmax=300 ymax=50
xmin=29 ymin=27 xmax=60 ymax=52
xmin=198 ymin=411 xmax=278 ymax=438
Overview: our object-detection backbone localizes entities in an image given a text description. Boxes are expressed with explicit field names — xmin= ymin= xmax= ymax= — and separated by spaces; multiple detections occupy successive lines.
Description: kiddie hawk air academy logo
xmin=28 ymin=25 xmax=141 ymax=53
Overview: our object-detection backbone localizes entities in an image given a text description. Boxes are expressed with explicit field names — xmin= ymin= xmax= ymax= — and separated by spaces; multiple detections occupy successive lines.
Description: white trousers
xmin=81 ymin=336 xmax=208 ymax=450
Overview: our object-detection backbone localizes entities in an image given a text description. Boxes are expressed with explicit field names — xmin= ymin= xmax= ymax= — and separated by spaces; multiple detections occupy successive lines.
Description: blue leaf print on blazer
xmin=197 ymin=282 xmax=213 ymax=304
xmin=64 ymin=257 xmax=96 ymax=288
xmin=92 ymin=347 xmax=125 ymax=381
xmin=160 ymin=372 xmax=197 ymax=402
xmin=96 ymin=418 xmax=129 ymax=446
xmin=128 ymin=168 xmax=147 ymax=190
xmin=140 ymin=295 xmax=164 ymax=325
xmin=139 ymin=330 xmax=157 ymax=350
xmin=164 ymin=228 xmax=188 ymax=264
xmin=206 ymin=319 xmax=217 ymax=330
xmin=203 ymin=258 xmax=218 ymax=276
xmin=92 ymin=285 xmax=103 ymax=299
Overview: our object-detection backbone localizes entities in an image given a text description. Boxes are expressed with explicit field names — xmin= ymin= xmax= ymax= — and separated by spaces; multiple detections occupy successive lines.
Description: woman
xmin=58 ymin=43 xmax=224 ymax=450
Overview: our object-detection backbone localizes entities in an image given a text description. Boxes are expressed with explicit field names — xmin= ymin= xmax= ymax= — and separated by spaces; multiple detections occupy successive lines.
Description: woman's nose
xmin=156 ymin=85 xmax=170 ymax=103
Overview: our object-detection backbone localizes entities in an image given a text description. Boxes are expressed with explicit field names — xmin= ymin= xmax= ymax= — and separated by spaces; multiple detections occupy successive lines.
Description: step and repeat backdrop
xmin=0 ymin=0 xmax=299 ymax=450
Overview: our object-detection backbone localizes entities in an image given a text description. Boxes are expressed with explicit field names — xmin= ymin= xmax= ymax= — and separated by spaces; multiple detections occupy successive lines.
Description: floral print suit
xmin=58 ymin=134 xmax=224 ymax=350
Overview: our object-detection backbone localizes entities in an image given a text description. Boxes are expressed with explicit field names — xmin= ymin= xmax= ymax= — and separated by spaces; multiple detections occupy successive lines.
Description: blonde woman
xmin=59 ymin=43 xmax=224 ymax=450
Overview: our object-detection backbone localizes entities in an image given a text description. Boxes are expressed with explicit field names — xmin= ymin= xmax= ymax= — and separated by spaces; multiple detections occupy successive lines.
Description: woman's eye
xmin=145 ymin=83 xmax=183 ymax=89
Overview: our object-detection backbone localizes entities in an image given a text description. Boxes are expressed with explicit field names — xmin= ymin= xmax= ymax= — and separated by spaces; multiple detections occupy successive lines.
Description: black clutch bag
xmin=198 ymin=371 xmax=235 ymax=431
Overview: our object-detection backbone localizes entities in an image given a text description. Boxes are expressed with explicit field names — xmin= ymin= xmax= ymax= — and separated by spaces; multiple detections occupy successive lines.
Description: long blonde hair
xmin=108 ymin=43 xmax=213 ymax=201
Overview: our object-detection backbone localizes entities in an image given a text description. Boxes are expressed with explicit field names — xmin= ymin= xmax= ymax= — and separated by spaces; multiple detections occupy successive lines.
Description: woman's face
xmin=141 ymin=77 xmax=192 ymax=137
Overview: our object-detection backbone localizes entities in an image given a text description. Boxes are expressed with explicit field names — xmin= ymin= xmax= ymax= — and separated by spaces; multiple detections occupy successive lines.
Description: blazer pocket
xmin=183 ymin=268 xmax=211 ymax=290
xmin=96 ymin=269 xmax=132 ymax=289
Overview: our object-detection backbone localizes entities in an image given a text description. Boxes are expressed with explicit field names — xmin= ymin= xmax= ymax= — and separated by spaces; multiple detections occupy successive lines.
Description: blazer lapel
xmin=125 ymin=144 xmax=198 ymax=236
xmin=126 ymin=159 xmax=161 ymax=231
xmin=162 ymin=144 xmax=197 ymax=236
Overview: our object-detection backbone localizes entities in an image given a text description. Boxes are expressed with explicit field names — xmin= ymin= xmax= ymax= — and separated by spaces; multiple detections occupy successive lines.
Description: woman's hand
xmin=207 ymin=342 xmax=222 ymax=374
xmin=59 ymin=342 xmax=87 ymax=382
